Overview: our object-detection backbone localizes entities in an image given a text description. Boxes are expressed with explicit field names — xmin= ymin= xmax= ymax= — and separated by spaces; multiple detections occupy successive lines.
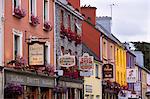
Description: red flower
xmin=44 ymin=21 xmax=52 ymax=31
xmin=75 ymin=35 xmax=81 ymax=45
xmin=30 ymin=15 xmax=40 ymax=26
xmin=14 ymin=6 xmax=26 ymax=19
xmin=60 ymin=24 xmax=67 ymax=38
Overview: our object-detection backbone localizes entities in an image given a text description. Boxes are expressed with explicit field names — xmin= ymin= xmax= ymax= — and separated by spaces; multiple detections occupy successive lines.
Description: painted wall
xmin=115 ymin=45 xmax=127 ymax=86
xmin=84 ymin=61 xmax=102 ymax=99
xmin=82 ymin=21 xmax=100 ymax=58
xmin=141 ymin=69 xmax=148 ymax=99
xmin=4 ymin=0 xmax=54 ymax=65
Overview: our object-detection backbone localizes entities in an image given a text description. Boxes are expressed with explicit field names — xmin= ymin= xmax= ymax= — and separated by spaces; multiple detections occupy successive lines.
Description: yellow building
xmin=115 ymin=45 xmax=127 ymax=86
xmin=84 ymin=60 xmax=102 ymax=99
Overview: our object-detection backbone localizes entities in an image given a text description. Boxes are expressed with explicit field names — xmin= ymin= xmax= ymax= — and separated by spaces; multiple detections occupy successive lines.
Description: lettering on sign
xmin=58 ymin=54 xmax=75 ymax=67
xmin=79 ymin=53 xmax=94 ymax=71
xmin=126 ymin=68 xmax=137 ymax=83
xmin=103 ymin=64 xmax=113 ymax=78
xmin=28 ymin=42 xmax=45 ymax=66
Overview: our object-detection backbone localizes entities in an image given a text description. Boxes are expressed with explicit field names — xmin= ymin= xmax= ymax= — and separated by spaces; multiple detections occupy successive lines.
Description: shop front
xmin=53 ymin=77 xmax=83 ymax=99
xmin=4 ymin=68 xmax=55 ymax=99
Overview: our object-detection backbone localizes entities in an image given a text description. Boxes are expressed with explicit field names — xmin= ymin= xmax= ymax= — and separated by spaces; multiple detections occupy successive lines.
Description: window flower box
xmin=60 ymin=24 xmax=67 ymax=39
xmin=30 ymin=15 xmax=40 ymax=26
xmin=43 ymin=21 xmax=52 ymax=32
xmin=14 ymin=6 xmax=26 ymax=19
xmin=66 ymin=27 xmax=76 ymax=42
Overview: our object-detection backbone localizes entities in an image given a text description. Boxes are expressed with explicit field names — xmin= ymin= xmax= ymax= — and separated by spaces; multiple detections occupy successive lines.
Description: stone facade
xmin=55 ymin=2 xmax=82 ymax=68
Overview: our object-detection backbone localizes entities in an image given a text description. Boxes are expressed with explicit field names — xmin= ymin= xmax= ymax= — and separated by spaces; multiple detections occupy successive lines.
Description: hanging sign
xmin=102 ymin=64 xmax=113 ymax=78
xmin=28 ymin=42 xmax=45 ymax=66
xmin=80 ymin=71 xmax=93 ymax=77
xmin=79 ymin=53 xmax=94 ymax=71
xmin=126 ymin=68 xmax=137 ymax=83
xmin=58 ymin=54 xmax=75 ymax=67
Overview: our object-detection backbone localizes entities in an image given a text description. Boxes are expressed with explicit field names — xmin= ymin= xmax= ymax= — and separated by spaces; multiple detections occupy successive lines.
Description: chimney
xmin=81 ymin=6 xmax=97 ymax=26
xmin=96 ymin=16 xmax=112 ymax=33
xmin=67 ymin=0 xmax=80 ymax=11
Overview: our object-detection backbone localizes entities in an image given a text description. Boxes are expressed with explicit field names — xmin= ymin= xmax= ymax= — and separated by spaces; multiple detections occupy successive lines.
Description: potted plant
xmin=30 ymin=15 xmax=40 ymax=26
xmin=14 ymin=6 xmax=26 ymax=19
xmin=43 ymin=21 xmax=52 ymax=31
xmin=43 ymin=64 xmax=55 ymax=76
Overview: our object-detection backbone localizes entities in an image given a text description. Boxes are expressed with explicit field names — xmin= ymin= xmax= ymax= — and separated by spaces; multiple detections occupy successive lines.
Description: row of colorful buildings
xmin=0 ymin=0 xmax=149 ymax=99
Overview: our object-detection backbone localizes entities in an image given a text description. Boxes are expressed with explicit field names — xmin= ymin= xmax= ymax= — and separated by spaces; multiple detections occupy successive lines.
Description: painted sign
xmin=79 ymin=53 xmax=94 ymax=71
xmin=80 ymin=71 xmax=93 ymax=77
xmin=28 ymin=42 xmax=45 ymax=66
xmin=102 ymin=64 xmax=113 ymax=78
xmin=126 ymin=69 xmax=137 ymax=83
xmin=58 ymin=54 xmax=75 ymax=67
xmin=85 ymin=85 xmax=92 ymax=93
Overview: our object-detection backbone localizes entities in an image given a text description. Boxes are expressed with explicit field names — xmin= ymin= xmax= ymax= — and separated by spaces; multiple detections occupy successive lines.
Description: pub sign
xmin=102 ymin=64 xmax=113 ymax=78
xmin=28 ymin=42 xmax=45 ymax=66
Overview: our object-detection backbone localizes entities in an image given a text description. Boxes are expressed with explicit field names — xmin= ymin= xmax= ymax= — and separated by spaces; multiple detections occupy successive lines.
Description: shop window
xmin=96 ymin=95 xmax=100 ymax=99
xmin=13 ymin=29 xmax=22 ymax=59
xmin=95 ymin=64 xmax=99 ymax=78
xmin=29 ymin=0 xmax=37 ymax=16
xmin=43 ymin=0 xmax=49 ymax=21
xmin=45 ymin=42 xmax=50 ymax=64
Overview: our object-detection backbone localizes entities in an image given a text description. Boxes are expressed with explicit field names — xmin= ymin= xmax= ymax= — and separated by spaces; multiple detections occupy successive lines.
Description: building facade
xmin=3 ymin=0 xmax=55 ymax=99
xmin=55 ymin=0 xmax=83 ymax=99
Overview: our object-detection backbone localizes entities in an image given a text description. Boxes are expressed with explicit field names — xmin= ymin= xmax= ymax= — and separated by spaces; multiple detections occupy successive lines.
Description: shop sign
xmin=5 ymin=70 xmax=55 ymax=87
xmin=79 ymin=53 xmax=94 ymax=71
xmin=102 ymin=64 xmax=113 ymax=78
xmin=85 ymin=85 xmax=92 ymax=93
xmin=58 ymin=54 xmax=75 ymax=67
xmin=28 ymin=42 xmax=45 ymax=66
xmin=80 ymin=71 xmax=93 ymax=77
xmin=126 ymin=69 xmax=137 ymax=83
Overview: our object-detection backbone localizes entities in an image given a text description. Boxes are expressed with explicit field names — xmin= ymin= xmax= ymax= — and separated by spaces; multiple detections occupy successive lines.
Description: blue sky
xmin=81 ymin=0 xmax=150 ymax=42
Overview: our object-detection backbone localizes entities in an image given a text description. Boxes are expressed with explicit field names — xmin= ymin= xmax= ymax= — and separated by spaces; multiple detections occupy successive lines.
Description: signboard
xmin=126 ymin=69 xmax=137 ymax=83
xmin=79 ymin=53 xmax=94 ymax=71
xmin=28 ymin=42 xmax=45 ymax=66
xmin=85 ymin=85 xmax=92 ymax=93
xmin=102 ymin=64 xmax=113 ymax=78
xmin=58 ymin=54 xmax=75 ymax=67
xmin=80 ymin=71 xmax=93 ymax=77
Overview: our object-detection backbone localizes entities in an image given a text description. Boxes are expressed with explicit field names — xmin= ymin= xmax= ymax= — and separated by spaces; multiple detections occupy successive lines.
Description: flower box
xmin=43 ymin=21 xmax=52 ymax=31
xmin=30 ymin=15 xmax=40 ymax=26
xmin=14 ymin=7 xmax=26 ymax=19
xmin=60 ymin=24 xmax=67 ymax=39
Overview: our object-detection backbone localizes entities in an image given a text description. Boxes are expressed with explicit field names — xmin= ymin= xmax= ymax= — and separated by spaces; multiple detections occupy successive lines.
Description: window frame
xmin=45 ymin=41 xmax=50 ymax=64
xmin=13 ymin=29 xmax=23 ymax=59
xmin=12 ymin=0 xmax=21 ymax=14
xmin=43 ymin=0 xmax=49 ymax=22
xmin=29 ymin=0 xmax=37 ymax=21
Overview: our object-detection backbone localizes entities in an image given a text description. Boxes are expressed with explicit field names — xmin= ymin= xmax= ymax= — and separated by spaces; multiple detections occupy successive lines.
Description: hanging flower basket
xmin=14 ymin=6 xmax=26 ymax=19
xmin=4 ymin=83 xmax=23 ymax=97
xmin=43 ymin=21 xmax=52 ymax=31
xmin=60 ymin=24 xmax=67 ymax=39
xmin=30 ymin=15 xmax=40 ymax=26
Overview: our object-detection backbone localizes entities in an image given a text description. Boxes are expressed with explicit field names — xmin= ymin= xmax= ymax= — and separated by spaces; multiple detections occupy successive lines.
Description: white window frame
xmin=29 ymin=0 xmax=37 ymax=21
xmin=45 ymin=41 xmax=50 ymax=64
xmin=43 ymin=0 xmax=49 ymax=22
xmin=13 ymin=28 xmax=23 ymax=59
xmin=12 ymin=0 xmax=21 ymax=14
xmin=95 ymin=64 xmax=99 ymax=78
